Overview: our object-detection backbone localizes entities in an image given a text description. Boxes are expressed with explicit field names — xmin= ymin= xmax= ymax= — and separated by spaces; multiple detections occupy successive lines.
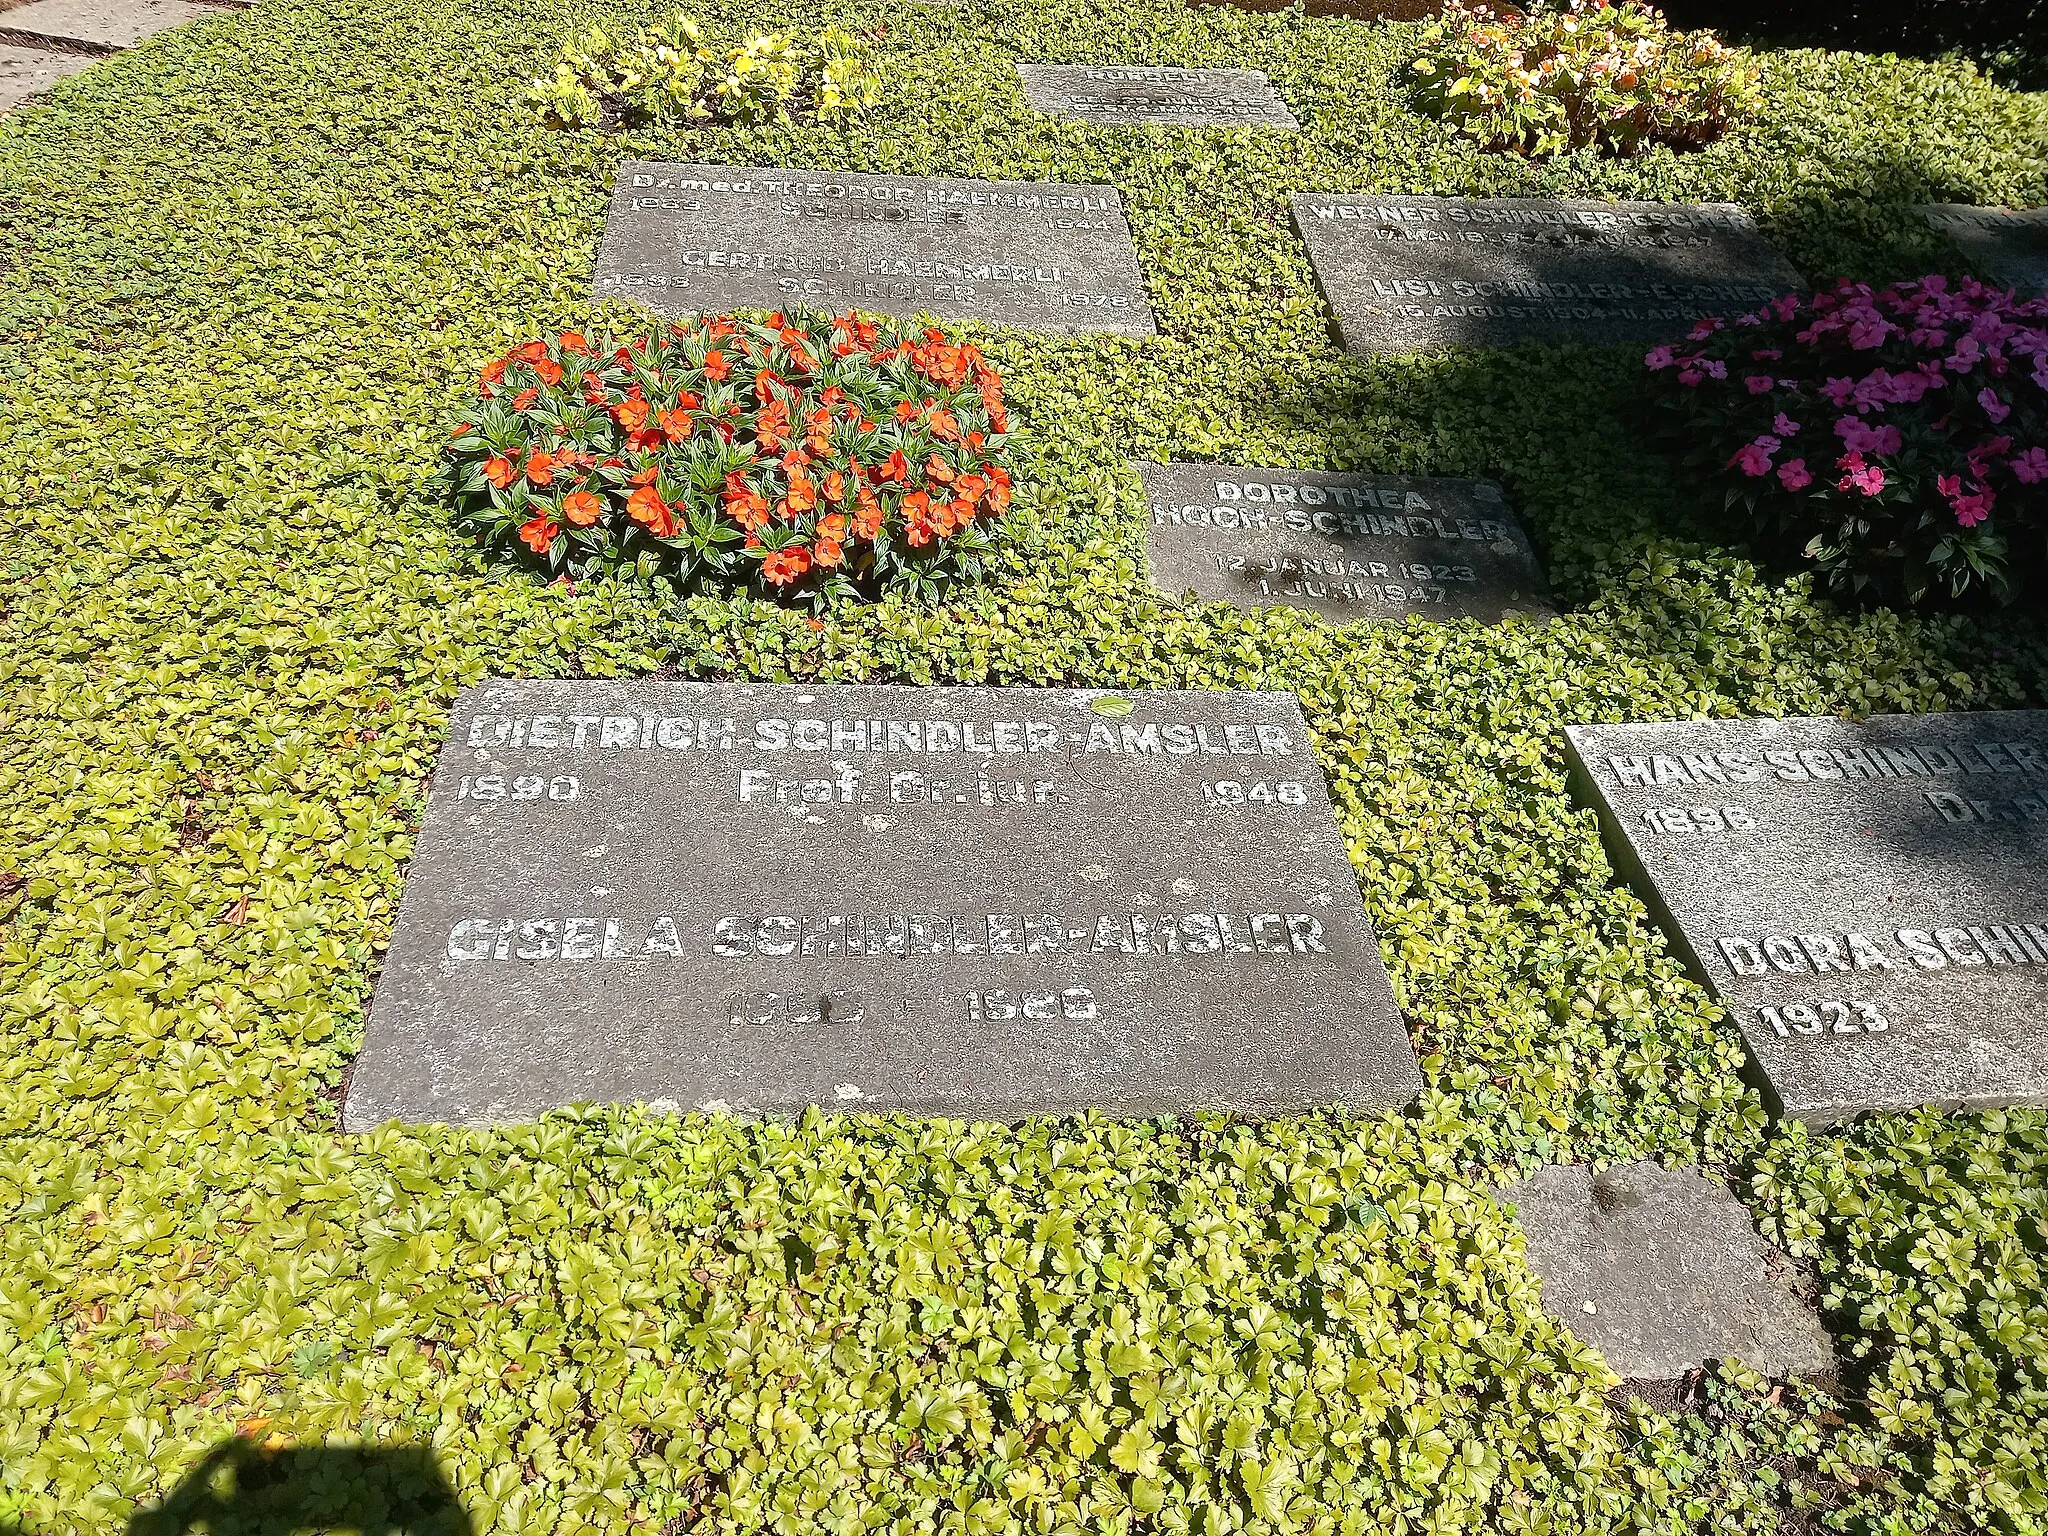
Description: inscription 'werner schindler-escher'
xmin=343 ymin=681 xmax=1422 ymax=1128
xmin=1566 ymin=713 xmax=2048 ymax=1126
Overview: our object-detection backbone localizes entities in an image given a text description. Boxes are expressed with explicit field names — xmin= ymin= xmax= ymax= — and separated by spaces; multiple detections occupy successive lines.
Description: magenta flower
xmin=1745 ymin=374 xmax=1775 ymax=394
xmin=1773 ymin=412 xmax=1802 ymax=436
xmin=1751 ymin=348 xmax=1783 ymax=361
xmin=1836 ymin=417 xmax=1903 ymax=457
xmin=1978 ymin=387 xmax=2011 ymax=424
xmin=1953 ymin=489 xmax=1995 ymax=527
xmin=2012 ymin=447 xmax=2048 ymax=485
xmin=1690 ymin=316 xmax=1725 ymax=340
xmin=1645 ymin=345 xmax=1676 ymax=370
xmin=1730 ymin=434 xmax=1782 ymax=477
xmin=1778 ymin=458 xmax=1812 ymax=491
xmin=1837 ymin=452 xmax=1886 ymax=497
xmin=1821 ymin=376 xmax=1856 ymax=407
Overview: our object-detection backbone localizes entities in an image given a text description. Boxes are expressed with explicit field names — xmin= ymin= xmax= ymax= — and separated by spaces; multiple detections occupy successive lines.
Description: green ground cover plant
xmin=0 ymin=0 xmax=2045 ymax=1532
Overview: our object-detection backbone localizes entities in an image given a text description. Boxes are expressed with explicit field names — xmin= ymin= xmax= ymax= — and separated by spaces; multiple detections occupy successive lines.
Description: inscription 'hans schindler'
xmin=343 ymin=682 xmax=1421 ymax=1127
xmin=1565 ymin=713 xmax=2048 ymax=1126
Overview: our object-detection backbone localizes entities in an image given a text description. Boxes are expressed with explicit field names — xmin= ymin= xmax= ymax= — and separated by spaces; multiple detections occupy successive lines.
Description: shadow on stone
xmin=127 ymin=1441 xmax=470 ymax=1536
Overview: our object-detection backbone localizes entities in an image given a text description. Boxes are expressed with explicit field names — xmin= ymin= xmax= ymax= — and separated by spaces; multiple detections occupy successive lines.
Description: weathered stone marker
xmin=1501 ymin=1161 xmax=1832 ymax=1383
xmin=1918 ymin=204 xmax=2048 ymax=296
xmin=1015 ymin=64 xmax=1298 ymax=128
xmin=345 ymin=681 xmax=1421 ymax=1127
xmin=1137 ymin=461 xmax=1551 ymax=624
xmin=593 ymin=160 xmax=1157 ymax=336
xmin=1564 ymin=713 xmax=2048 ymax=1125
xmin=1289 ymin=194 xmax=1802 ymax=353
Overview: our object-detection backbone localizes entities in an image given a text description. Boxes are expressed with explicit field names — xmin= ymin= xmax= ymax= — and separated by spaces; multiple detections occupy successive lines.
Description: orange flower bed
xmin=441 ymin=311 xmax=1018 ymax=601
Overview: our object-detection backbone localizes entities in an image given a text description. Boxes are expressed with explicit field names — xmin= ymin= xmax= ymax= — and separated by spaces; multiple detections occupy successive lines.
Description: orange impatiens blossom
xmin=519 ymin=514 xmax=555 ymax=554
xmin=512 ymin=388 xmax=540 ymax=412
xmin=926 ymin=407 xmax=960 ymax=443
xmin=481 ymin=357 xmax=507 ymax=391
xmin=518 ymin=341 xmax=548 ymax=364
xmin=560 ymin=331 xmax=590 ymax=354
xmin=761 ymin=546 xmax=812 ymax=585
xmin=612 ymin=396 xmax=650 ymax=431
xmin=627 ymin=485 xmax=677 ymax=538
xmin=657 ymin=408 xmax=694 ymax=444
xmin=703 ymin=350 xmax=729 ymax=382
xmin=925 ymin=453 xmax=956 ymax=485
xmin=533 ymin=358 xmax=564 ymax=386
xmin=561 ymin=491 xmax=603 ymax=527
xmin=814 ymin=537 xmax=844 ymax=568
xmin=483 ymin=456 xmax=516 ymax=490
xmin=818 ymin=513 xmax=850 ymax=542
xmin=525 ymin=450 xmax=558 ymax=487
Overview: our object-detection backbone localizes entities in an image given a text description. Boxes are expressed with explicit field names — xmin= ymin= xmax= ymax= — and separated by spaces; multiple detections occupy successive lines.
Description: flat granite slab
xmin=344 ymin=681 xmax=1421 ymax=1128
xmin=593 ymin=161 xmax=1157 ymax=336
xmin=1138 ymin=461 xmax=1551 ymax=624
xmin=1502 ymin=1161 xmax=1832 ymax=1383
xmin=1015 ymin=64 xmax=1297 ymax=128
xmin=0 ymin=42 xmax=98 ymax=109
xmin=1290 ymin=194 xmax=1802 ymax=353
xmin=1565 ymin=713 xmax=2048 ymax=1125
xmin=1918 ymin=204 xmax=2048 ymax=296
xmin=0 ymin=0 xmax=223 ymax=50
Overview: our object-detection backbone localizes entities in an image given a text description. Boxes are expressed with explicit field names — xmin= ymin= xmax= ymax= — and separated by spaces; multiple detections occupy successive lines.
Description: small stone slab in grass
xmin=0 ymin=0 xmax=223 ymax=50
xmin=1501 ymin=1161 xmax=1832 ymax=1383
xmin=1918 ymin=204 xmax=2048 ymax=296
xmin=1289 ymin=194 xmax=1802 ymax=354
xmin=1564 ymin=713 xmax=2048 ymax=1126
xmin=343 ymin=680 xmax=1421 ymax=1128
xmin=0 ymin=42 xmax=98 ymax=110
xmin=1014 ymin=64 xmax=1297 ymax=128
xmin=1137 ymin=461 xmax=1552 ymax=624
xmin=593 ymin=161 xmax=1157 ymax=336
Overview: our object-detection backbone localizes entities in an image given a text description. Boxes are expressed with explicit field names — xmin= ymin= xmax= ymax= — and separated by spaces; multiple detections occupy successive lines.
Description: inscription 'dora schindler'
xmin=343 ymin=682 xmax=1421 ymax=1127
xmin=1566 ymin=713 xmax=2048 ymax=1126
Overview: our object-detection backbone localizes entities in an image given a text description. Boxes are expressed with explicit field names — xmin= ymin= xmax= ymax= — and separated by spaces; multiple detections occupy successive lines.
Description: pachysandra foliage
xmin=1 ymin=0 xmax=2047 ymax=1532
xmin=1645 ymin=277 xmax=2048 ymax=607
xmin=528 ymin=12 xmax=882 ymax=129
xmin=441 ymin=312 xmax=1018 ymax=602
xmin=1410 ymin=0 xmax=1762 ymax=159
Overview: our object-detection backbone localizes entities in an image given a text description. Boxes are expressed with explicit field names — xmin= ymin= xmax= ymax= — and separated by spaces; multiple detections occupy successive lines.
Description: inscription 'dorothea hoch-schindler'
xmin=1289 ymin=194 xmax=1803 ymax=353
xmin=1138 ymin=461 xmax=1552 ymax=624
xmin=1566 ymin=713 xmax=2048 ymax=1126
xmin=343 ymin=681 xmax=1422 ymax=1128
xmin=1014 ymin=64 xmax=1299 ymax=128
xmin=591 ymin=160 xmax=1157 ymax=336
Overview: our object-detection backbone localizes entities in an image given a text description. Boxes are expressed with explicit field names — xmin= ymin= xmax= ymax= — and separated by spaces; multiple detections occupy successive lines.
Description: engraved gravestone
xmin=1138 ymin=461 xmax=1551 ymax=624
xmin=1565 ymin=713 xmax=2048 ymax=1125
xmin=1289 ymin=195 xmax=1802 ymax=353
xmin=1014 ymin=64 xmax=1298 ymax=128
xmin=344 ymin=682 xmax=1421 ymax=1127
xmin=593 ymin=161 xmax=1157 ymax=336
xmin=1918 ymin=205 xmax=2048 ymax=296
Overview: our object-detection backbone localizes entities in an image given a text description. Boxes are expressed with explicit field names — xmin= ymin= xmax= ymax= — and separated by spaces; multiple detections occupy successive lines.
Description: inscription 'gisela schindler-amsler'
xmin=344 ymin=681 xmax=1423 ymax=1128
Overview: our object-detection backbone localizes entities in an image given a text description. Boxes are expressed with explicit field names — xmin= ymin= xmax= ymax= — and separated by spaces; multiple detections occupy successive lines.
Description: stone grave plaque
xmin=1015 ymin=64 xmax=1297 ymax=128
xmin=1918 ymin=204 xmax=2048 ymax=296
xmin=1289 ymin=194 xmax=1802 ymax=353
xmin=1564 ymin=713 xmax=2048 ymax=1126
xmin=593 ymin=161 xmax=1157 ymax=336
xmin=1138 ymin=461 xmax=1551 ymax=624
xmin=344 ymin=681 xmax=1421 ymax=1127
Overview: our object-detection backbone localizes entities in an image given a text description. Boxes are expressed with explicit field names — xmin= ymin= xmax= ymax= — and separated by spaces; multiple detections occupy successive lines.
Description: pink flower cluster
xmin=1647 ymin=276 xmax=2048 ymax=533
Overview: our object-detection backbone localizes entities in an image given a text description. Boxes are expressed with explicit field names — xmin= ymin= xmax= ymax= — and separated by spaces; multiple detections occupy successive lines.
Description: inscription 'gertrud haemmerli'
xmin=1565 ymin=713 xmax=2048 ymax=1126
xmin=592 ymin=160 xmax=1157 ymax=336
xmin=1289 ymin=194 xmax=1802 ymax=354
xmin=344 ymin=681 xmax=1422 ymax=1128
xmin=1137 ymin=461 xmax=1552 ymax=624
